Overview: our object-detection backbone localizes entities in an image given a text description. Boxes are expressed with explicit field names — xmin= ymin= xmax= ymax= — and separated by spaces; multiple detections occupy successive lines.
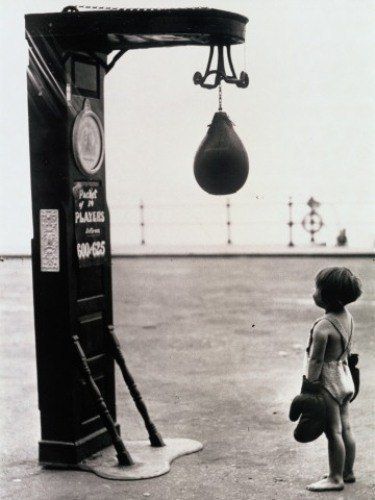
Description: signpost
xmin=302 ymin=197 xmax=324 ymax=245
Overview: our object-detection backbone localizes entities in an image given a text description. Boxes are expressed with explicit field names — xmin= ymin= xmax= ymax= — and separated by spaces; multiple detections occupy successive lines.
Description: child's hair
xmin=315 ymin=267 xmax=362 ymax=311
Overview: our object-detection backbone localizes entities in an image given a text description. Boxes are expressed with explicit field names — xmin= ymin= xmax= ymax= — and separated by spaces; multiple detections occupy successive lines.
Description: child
xmin=304 ymin=267 xmax=362 ymax=492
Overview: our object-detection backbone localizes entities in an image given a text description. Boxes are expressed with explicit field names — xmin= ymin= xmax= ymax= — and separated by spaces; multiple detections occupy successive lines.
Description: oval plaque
xmin=72 ymin=99 xmax=104 ymax=175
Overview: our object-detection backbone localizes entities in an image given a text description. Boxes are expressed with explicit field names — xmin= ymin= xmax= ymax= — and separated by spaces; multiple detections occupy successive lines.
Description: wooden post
xmin=72 ymin=336 xmax=133 ymax=466
xmin=107 ymin=326 xmax=165 ymax=448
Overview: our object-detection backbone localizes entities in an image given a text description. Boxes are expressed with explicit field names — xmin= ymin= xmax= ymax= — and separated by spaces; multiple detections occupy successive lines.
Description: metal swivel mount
xmin=194 ymin=45 xmax=249 ymax=89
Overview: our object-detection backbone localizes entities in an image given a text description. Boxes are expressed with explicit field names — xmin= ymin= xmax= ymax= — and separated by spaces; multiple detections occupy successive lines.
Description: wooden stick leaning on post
xmin=72 ymin=335 xmax=134 ymax=466
xmin=107 ymin=325 xmax=165 ymax=447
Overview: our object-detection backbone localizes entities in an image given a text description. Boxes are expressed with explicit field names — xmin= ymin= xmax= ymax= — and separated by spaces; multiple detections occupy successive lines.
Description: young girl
xmin=304 ymin=267 xmax=362 ymax=492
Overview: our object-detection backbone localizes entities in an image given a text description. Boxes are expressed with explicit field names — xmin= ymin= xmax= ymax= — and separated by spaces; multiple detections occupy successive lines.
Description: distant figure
xmin=337 ymin=229 xmax=348 ymax=247
xmin=301 ymin=267 xmax=362 ymax=492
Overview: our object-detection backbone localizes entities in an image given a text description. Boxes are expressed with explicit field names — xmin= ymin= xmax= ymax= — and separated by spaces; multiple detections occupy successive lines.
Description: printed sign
xmin=72 ymin=100 xmax=104 ymax=176
xmin=40 ymin=209 xmax=60 ymax=272
xmin=73 ymin=181 xmax=107 ymax=267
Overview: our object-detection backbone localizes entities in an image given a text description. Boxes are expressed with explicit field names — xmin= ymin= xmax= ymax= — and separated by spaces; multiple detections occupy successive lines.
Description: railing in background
xmin=139 ymin=200 xmax=145 ymax=246
xmin=108 ymin=197 xmax=374 ymax=249
xmin=226 ymin=198 xmax=232 ymax=245
xmin=287 ymin=197 xmax=294 ymax=247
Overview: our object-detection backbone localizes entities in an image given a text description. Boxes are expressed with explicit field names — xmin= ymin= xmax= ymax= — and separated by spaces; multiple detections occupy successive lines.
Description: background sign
xmin=73 ymin=181 xmax=107 ymax=267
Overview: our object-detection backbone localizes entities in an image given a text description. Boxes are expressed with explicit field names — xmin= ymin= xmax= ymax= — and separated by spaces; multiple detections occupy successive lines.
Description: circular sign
xmin=302 ymin=212 xmax=323 ymax=234
xmin=72 ymin=100 xmax=104 ymax=175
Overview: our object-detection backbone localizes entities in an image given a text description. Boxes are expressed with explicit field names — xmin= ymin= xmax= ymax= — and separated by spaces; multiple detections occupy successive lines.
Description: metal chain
xmin=218 ymin=84 xmax=223 ymax=111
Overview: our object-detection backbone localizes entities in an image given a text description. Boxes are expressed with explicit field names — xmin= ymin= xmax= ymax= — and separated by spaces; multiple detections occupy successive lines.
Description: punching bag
xmin=194 ymin=111 xmax=249 ymax=195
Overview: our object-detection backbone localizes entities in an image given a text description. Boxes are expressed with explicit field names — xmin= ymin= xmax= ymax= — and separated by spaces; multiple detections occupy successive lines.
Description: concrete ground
xmin=1 ymin=256 xmax=374 ymax=499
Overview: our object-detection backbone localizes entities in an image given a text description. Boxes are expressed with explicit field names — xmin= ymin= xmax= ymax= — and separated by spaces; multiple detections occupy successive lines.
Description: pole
xmin=287 ymin=197 xmax=294 ymax=247
xmin=226 ymin=198 xmax=232 ymax=245
xmin=139 ymin=200 xmax=145 ymax=245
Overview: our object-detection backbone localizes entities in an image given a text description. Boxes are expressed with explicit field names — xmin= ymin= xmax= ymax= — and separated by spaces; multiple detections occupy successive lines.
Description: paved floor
xmin=1 ymin=257 xmax=374 ymax=499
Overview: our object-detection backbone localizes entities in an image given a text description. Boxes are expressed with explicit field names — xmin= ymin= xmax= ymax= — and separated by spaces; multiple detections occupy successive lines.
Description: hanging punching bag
xmin=194 ymin=111 xmax=249 ymax=195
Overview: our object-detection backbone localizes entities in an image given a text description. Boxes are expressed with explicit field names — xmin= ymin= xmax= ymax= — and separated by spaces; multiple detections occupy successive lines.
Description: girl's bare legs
xmin=321 ymin=400 xmax=356 ymax=482
xmin=307 ymin=391 xmax=345 ymax=491
xmin=341 ymin=402 xmax=356 ymax=481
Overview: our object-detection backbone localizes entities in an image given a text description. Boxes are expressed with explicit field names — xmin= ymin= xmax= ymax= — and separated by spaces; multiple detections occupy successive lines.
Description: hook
xmin=193 ymin=45 xmax=249 ymax=90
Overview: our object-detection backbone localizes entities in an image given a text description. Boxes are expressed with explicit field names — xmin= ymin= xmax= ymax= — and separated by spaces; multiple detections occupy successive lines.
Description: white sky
xmin=0 ymin=0 xmax=374 ymax=252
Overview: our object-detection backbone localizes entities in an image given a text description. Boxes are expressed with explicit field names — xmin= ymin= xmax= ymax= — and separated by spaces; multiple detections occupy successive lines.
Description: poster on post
xmin=73 ymin=181 xmax=107 ymax=267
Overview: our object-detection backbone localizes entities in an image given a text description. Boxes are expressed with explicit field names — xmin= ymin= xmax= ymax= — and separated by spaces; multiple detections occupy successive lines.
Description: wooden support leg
xmin=72 ymin=335 xmax=134 ymax=466
xmin=107 ymin=326 xmax=165 ymax=447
